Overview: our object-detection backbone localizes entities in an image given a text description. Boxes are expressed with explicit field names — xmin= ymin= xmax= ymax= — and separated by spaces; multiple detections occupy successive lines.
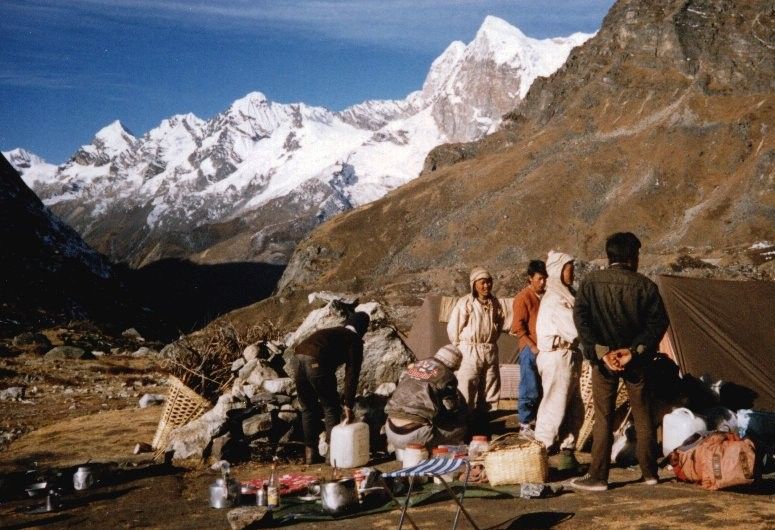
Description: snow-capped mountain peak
xmin=2 ymin=147 xmax=59 ymax=185
xmin=8 ymin=17 xmax=594 ymax=266
xmin=3 ymin=147 xmax=46 ymax=168
xmin=94 ymin=120 xmax=136 ymax=149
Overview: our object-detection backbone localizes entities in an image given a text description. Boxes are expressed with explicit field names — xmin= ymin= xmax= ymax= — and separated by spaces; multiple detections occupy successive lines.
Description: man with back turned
xmin=570 ymin=232 xmax=669 ymax=491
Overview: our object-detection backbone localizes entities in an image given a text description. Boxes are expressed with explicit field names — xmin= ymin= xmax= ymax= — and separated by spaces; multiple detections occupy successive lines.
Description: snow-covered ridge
xmin=7 ymin=17 xmax=593 ymax=262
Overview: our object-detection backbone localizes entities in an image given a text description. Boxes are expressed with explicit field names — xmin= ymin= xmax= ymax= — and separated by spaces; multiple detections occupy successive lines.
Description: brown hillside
xmin=276 ymin=0 xmax=774 ymax=302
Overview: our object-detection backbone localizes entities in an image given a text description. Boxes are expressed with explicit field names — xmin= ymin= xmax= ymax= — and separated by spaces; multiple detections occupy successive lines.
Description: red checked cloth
xmin=242 ymin=474 xmax=318 ymax=496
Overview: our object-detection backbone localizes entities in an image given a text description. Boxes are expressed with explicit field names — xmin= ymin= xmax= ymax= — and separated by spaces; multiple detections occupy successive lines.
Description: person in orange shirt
xmin=511 ymin=260 xmax=547 ymax=434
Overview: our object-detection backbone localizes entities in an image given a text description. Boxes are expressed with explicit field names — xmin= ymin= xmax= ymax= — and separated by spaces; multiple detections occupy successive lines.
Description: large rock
xmin=44 ymin=346 xmax=93 ymax=360
xmin=242 ymin=413 xmax=273 ymax=437
xmin=261 ymin=378 xmax=294 ymax=395
xmin=283 ymin=299 xmax=352 ymax=349
xmin=167 ymin=394 xmax=246 ymax=460
xmin=355 ymin=327 xmax=415 ymax=394
xmin=242 ymin=344 xmax=260 ymax=362
xmin=226 ymin=506 xmax=272 ymax=530
xmin=12 ymin=332 xmax=52 ymax=354
xmin=245 ymin=363 xmax=279 ymax=387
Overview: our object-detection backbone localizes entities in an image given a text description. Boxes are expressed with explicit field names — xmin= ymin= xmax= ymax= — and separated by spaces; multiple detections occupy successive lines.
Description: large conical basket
xmin=151 ymin=375 xmax=212 ymax=454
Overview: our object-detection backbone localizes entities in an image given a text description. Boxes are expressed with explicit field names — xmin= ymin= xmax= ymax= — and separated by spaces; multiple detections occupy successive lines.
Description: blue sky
xmin=1 ymin=1 xmax=614 ymax=163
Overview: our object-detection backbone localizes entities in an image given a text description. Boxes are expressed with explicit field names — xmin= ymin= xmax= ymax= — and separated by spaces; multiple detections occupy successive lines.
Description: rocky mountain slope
xmin=0 ymin=153 xmax=118 ymax=335
xmin=7 ymin=17 xmax=591 ymax=268
xmin=275 ymin=0 xmax=775 ymax=306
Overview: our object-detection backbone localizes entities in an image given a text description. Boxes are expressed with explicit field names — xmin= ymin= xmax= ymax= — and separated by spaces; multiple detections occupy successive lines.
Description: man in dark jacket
xmin=570 ymin=232 xmax=669 ymax=491
xmin=385 ymin=344 xmax=469 ymax=454
xmin=291 ymin=312 xmax=370 ymax=464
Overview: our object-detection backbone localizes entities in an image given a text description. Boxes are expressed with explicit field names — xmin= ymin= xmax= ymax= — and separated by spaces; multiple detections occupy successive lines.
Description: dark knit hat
xmin=345 ymin=311 xmax=370 ymax=337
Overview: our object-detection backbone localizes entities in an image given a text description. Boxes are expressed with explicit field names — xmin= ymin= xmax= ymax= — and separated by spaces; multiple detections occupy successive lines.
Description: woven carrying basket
xmin=151 ymin=375 xmax=212 ymax=453
xmin=483 ymin=433 xmax=548 ymax=485
xmin=576 ymin=360 xmax=630 ymax=450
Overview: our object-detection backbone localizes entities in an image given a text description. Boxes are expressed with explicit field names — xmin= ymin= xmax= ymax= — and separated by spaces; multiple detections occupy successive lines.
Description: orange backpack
xmin=670 ymin=431 xmax=756 ymax=490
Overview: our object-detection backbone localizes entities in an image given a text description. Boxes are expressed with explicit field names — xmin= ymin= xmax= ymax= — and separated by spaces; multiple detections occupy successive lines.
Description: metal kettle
xmin=319 ymin=478 xmax=359 ymax=515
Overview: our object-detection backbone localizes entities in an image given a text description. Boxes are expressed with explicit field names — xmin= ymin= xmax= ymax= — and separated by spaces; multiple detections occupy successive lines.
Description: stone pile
xmin=165 ymin=294 xmax=414 ymax=463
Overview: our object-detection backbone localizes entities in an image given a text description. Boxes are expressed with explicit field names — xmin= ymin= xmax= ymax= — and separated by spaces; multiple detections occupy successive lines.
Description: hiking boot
xmin=519 ymin=423 xmax=535 ymax=439
xmin=569 ymin=474 xmax=608 ymax=492
xmin=553 ymin=449 xmax=581 ymax=471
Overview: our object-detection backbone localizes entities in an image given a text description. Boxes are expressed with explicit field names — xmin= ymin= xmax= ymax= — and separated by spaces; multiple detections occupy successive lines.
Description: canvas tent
xmin=656 ymin=275 xmax=775 ymax=411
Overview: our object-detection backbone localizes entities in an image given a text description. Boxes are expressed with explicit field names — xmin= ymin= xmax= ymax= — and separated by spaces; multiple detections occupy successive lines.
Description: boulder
xmin=168 ymin=394 xmax=245 ymax=460
xmin=242 ymin=413 xmax=273 ymax=437
xmin=238 ymin=359 xmax=258 ymax=381
xmin=0 ymin=387 xmax=25 ymax=401
xmin=44 ymin=346 xmax=92 ymax=361
xmin=231 ymin=358 xmax=246 ymax=373
xmin=211 ymin=432 xmax=250 ymax=462
xmin=226 ymin=506 xmax=272 ymax=530
xmin=138 ymin=393 xmax=166 ymax=408
xmin=122 ymin=328 xmax=145 ymax=341
xmin=355 ymin=301 xmax=387 ymax=324
xmin=261 ymin=378 xmax=294 ymax=395
xmin=283 ymin=299 xmax=351 ymax=349
xmin=245 ymin=363 xmax=279 ymax=387
xmin=242 ymin=344 xmax=260 ymax=362
xmin=131 ymin=346 xmax=151 ymax=357
xmin=277 ymin=404 xmax=297 ymax=423
xmin=12 ymin=332 xmax=51 ymax=354
xmin=351 ymin=327 xmax=414 ymax=395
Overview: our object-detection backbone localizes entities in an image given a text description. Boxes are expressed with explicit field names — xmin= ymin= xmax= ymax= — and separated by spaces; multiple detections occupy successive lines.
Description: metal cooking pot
xmin=319 ymin=478 xmax=359 ymax=515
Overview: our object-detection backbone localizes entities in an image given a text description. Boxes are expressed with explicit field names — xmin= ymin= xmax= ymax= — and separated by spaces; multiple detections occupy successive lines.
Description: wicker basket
xmin=576 ymin=360 xmax=630 ymax=450
xmin=483 ymin=433 xmax=548 ymax=485
xmin=151 ymin=375 xmax=212 ymax=453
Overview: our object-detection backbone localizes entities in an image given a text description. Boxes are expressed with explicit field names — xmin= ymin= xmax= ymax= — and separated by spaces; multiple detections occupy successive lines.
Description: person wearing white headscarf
xmin=534 ymin=251 xmax=584 ymax=458
xmin=447 ymin=267 xmax=506 ymax=414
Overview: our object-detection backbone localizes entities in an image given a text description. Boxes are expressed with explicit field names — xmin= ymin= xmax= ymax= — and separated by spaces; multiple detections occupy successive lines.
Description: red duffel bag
xmin=670 ymin=431 xmax=756 ymax=490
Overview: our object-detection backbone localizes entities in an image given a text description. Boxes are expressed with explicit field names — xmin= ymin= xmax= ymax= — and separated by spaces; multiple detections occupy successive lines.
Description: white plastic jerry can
xmin=329 ymin=421 xmax=370 ymax=468
xmin=662 ymin=407 xmax=707 ymax=456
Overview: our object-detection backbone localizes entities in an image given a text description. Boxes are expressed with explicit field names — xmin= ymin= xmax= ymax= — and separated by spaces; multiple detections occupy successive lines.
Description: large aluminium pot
xmin=319 ymin=478 xmax=359 ymax=515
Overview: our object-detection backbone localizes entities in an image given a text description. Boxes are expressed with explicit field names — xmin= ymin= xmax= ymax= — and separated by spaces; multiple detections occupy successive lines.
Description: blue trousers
xmin=517 ymin=345 xmax=542 ymax=425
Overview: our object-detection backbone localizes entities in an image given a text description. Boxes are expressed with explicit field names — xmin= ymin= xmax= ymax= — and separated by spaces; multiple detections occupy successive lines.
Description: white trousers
xmin=455 ymin=342 xmax=500 ymax=412
xmin=534 ymin=348 xmax=583 ymax=451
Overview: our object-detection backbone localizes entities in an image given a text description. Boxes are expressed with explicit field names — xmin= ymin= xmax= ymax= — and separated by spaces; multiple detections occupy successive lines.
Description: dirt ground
xmin=1 ymin=354 xmax=773 ymax=530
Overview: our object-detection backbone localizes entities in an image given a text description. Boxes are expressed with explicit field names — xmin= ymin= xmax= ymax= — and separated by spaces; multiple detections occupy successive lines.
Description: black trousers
xmin=589 ymin=358 xmax=658 ymax=482
xmin=291 ymin=354 xmax=342 ymax=447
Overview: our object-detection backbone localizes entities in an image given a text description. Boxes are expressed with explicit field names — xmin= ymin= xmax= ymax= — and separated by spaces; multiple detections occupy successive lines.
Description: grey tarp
xmin=656 ymin=275 xmax=775 ymax=411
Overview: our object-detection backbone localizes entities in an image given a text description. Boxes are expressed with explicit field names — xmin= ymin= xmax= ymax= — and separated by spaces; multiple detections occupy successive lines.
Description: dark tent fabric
xmin=405 ymin=295 xmax=519 ymax=364
xmin=656 ymin=275 xmax=775 ymax=411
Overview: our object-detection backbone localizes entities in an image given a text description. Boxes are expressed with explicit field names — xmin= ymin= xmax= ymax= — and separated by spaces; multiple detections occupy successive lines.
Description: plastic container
xmin=662 ymin=407 xmax=707 ymax=456
xmin=468 ymin=435 xmax=490 ymax=459
xmin=402 ymin=443 xmax=429 ymax=468
xmin=330 ymin=421 xmax=370 ymax=469
xmin=431 ymin=446 xmax=455 ymax=484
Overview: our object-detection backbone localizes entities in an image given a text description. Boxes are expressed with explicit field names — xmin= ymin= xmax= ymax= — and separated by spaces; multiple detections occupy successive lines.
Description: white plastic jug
xmin=329 ymin=421 xmax=370 ymax=469
xmin=662 ymin=407 xmax=707 ymax=456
